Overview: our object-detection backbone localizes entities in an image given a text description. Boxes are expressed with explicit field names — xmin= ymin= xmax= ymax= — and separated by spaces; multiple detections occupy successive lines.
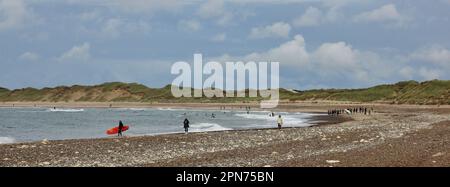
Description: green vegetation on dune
xmin=0 ymin=80 xmax=449 ymax=105
xmin=0 ymin=87 xmax=9 ymax=98
xmin=284 ymin=80 xmax=450 ymax=104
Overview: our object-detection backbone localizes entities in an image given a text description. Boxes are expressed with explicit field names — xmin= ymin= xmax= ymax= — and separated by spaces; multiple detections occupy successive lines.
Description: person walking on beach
xmin=277 ymin=115 xmax=283 ymax=130
xmin=183 ymin=118 xmax=190 ymax=134
xmin=118 ymin=120 xmax=124 ymax=137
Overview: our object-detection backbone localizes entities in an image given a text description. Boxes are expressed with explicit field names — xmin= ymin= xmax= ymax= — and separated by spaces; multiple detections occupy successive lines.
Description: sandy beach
xmin=0 ymin=103 xmax=449 ymax=167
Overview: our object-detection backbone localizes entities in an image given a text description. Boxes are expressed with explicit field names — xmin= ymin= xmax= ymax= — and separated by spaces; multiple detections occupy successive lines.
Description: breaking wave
xmin=190 ymin=123 xmax=232 ymax=132
xmin=0 ymin=137 xmax=15 ymax=144
xmin=234 ymin=113 xmax=312 ymax=127
xmin=48 ymin=108 xmax=84 ymax=112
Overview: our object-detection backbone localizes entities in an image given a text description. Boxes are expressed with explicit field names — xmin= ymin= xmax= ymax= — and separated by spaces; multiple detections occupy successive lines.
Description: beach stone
xmin=124 ymin=143 xmax=130 ymax=146
xmin=42 ymin=162 xmax=50 ymax=165
xmin=336 ymin=136 xmax=341 ymax=139
xmin=264 ymin=165 xmax=271 ymax=167
xmin=321 ymin=137 xmax=327 ymax=141
xmin=42 ymin=139 xmax=49 ymax=144
xmin=432 ymin=152 xmax=444 ymax=157
xmin=20 ymin=145 xmax=30 ymax=149
xmin=326 ymin=160 xmax=340 ymax=164
xmin=3 ymin=158 xmax=10 ymax=161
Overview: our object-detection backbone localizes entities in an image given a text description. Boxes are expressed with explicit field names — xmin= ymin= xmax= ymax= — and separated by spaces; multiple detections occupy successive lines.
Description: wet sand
xmin=0 ymin=103 xmax=449 ymax=167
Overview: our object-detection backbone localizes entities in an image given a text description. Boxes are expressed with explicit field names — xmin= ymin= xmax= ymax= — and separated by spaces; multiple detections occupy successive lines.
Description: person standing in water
xmin=183 ymin=118 xmax=190 ymax=134
xmin=118 ymin=120 xmax=124 ymax=137
xmin=277 ymin=115 xmax=283 ymax=130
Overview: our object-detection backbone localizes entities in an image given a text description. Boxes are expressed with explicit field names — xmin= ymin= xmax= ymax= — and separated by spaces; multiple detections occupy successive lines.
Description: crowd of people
xmin=328 ymin=106 xmax=374 ymax=116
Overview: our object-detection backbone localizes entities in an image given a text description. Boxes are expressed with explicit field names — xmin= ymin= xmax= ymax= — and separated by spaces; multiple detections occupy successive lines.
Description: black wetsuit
xmin=118 ymin=121 xmax=124 ymax=137
xmin=183 ymin=119 xmax=190 ymax=133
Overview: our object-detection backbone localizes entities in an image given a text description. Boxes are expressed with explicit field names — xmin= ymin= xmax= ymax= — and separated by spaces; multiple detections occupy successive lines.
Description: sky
xmin=0 ymin=0 xmax=449 ymax=90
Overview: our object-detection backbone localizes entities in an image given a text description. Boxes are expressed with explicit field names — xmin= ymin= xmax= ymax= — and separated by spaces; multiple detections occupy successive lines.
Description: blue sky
xmin=0 ymin=0 xmax=449 ymax=90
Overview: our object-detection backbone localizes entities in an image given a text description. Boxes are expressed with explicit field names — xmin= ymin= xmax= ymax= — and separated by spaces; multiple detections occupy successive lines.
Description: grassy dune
xmin=0 ymin=80 xmax=449 ymax=105
xmin=284 ymin=80 xmax=450 ymax=104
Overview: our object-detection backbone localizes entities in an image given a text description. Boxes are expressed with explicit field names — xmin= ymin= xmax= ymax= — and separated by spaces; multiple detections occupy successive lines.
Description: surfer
xmin=118 ymin=120 xmax=124 ymax=137
xmin=277 ymin=115 xmax=283 ymax=130
xmin=183 ymin=118 xmax=190 ymax=134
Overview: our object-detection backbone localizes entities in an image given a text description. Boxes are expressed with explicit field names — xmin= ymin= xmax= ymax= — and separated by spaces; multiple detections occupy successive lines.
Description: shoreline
xmin=1 ymin=103 xmax=449 ymax=167
xmin=1 ymin=101 xmax=449 ymax=114
xmin=0 ymin=112 xmax=347 ymax=145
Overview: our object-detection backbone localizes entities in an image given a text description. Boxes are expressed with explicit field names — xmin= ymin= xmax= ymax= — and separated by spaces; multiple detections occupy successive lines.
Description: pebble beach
xmin=0 ymin=104 xmax=449 ymax=167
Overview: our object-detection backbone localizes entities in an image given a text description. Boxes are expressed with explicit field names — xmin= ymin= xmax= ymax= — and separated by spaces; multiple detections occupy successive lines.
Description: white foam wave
xmin=0 ymin=137 xmax=15 ymax=144
xmin=118 ymin=108 xmax=148 ymax=111
xmin=48 ymin=108 xmax=84 ymax=112
xmin=234 ymin=113 xmax=312 ymax=127
xmin=250 ymin=110 xmax=271 ymax=113
xmin=190 ymin=123 xmax=232 ymax=132
xmin=157 ymin=108 xmax=186 ymax=111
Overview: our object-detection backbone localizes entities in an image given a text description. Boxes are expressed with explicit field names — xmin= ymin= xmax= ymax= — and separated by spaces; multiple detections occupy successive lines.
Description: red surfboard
xmin=106 ymin=125 xmax=129 ymax=135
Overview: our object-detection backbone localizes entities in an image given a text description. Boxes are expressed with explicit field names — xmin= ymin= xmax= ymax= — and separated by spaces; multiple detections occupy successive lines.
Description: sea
xmin=0 ymin=107 xmax=321 ymax=144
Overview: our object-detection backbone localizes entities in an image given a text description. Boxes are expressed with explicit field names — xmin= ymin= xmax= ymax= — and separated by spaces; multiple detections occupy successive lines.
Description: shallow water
xmin=0 ymin=107 xmax=320 ymax=143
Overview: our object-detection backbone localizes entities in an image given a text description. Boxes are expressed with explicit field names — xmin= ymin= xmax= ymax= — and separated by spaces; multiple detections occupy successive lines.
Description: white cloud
xmin=249 ymin=22 xmax=291 ymax=39
xmin=211 ymin=33 xmax=226 ymax=42
xmin=410 ymin=46 xmax=450 ymax=68
xmin=0 ymin=0 xmax=37 ymax=31
xmin=245 ymin=34 xmax=309 ymax=66
xmin=59 ymin=42 xmax=91 ymax=62
xmin=353 ymin=4 xmax=405 ymax=24
xmin=86 ymin=0 xmax=188 ymax=14
xmin=293 ymin=7 xmax=323 ymax=27
xmin=418 ymin=67 xmax=442 ymax=80
xmin=197 ymin=0 xmax=225 ymax=18
xmin=18 ymin=52 xmax=39 ymax=61
xmin=211 ymin=34 xmax=408 ymax=88
xmin=178 ymin=19 xmax=201 ymax=32
xmin=215 ymin=34 xmax=309 ymax=66
xmin=292 ymin=5 xmax=345 ymax=28
xmin=100 ymin=18 xmax=151 ymax=38
xmin=313 ymin=42 xmax=358 ymax=69
xmin=197 ymin=0 xmax=234 ymax=26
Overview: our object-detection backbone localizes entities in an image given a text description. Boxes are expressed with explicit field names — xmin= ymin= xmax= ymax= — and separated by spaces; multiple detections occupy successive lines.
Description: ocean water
xmin=0 ymin=107 xmax=320 ymax=144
